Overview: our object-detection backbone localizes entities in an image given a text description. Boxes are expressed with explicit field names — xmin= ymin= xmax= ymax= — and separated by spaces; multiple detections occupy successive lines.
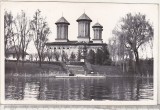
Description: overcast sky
xmin=2 ymin=2 xmax=158 ymax=56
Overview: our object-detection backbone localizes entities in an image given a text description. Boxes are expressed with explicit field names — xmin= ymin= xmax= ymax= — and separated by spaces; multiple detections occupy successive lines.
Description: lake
xmin=5 ymin=77 xmax=153 ymax=100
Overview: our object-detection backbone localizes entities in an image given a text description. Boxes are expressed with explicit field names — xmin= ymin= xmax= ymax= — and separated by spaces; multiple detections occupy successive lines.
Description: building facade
xmin=46 ymin=13 xmax=107 ymax=62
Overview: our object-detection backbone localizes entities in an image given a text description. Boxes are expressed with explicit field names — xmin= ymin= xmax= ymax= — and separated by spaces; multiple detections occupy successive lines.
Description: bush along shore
xmin=5 ymin=61 xmax=153 ymax=78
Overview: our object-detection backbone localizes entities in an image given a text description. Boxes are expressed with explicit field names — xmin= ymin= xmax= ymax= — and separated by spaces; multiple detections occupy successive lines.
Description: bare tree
xmin=4 ymin=11 xmax=14 ymax=56
xmin=14 ymin=10 xmax=31 ymax=64
xmin=30 ymin=10 xmax=50 ymax=67
xmin=113 ymin=13 xmax=153 ymax=74
xmin=11 ymin=16 xmax=21 ymax=63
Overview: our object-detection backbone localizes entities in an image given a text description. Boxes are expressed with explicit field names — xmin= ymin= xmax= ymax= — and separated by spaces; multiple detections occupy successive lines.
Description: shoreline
xmin=5 ymin=74 xmax=153 ymax=79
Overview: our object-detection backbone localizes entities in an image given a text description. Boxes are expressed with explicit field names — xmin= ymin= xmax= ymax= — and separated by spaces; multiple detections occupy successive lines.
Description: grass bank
xmin=5 ymin=61 xmax=67 ymax=77
xmin=92 ymin=65 xmax=122 ymax=75
xmin=5 ymin=61 xmax=153 ymax=78
xmin=91 ymin=64 xmax=153 ymax=78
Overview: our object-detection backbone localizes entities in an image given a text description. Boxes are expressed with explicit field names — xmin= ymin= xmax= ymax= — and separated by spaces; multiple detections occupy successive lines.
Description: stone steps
xmin=67 ymin=65 xmax=85 ymax=75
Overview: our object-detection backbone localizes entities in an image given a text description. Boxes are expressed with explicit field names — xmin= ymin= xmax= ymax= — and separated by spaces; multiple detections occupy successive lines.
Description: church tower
xmin=92 ymin=22 xmax=103 ymax=43
xmin=55 ymin=17 xmax=70 ymax=42
xmin=76 ymin=13 xmax=92 ymax=43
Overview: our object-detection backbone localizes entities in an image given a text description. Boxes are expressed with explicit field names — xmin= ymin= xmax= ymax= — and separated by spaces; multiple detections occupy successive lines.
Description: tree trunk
xmin=38 ymin=52 xmax=42 ymax=67
xmin=39 ymin=57 xmax=42 ymax=67
xmin=16 ymin=55 xmax=20 ymax=65
xmin=5 ymin=40 xmax=7 ymax=56
xmin=134 ymin=50 xmax=141 ymax=75
xmin=122 ymin=55 xmax=125 ymax=73
xmin=22 ymin=52 xmax=25 ymax=66
xmin=122 ymin=61 xmax=125 ymax=73
xmin=22 ymin=58 xmax=25 ymax=66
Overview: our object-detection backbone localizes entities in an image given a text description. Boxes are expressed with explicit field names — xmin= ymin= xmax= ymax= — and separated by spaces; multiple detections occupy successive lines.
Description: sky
xmin=2 ymin=2 xmax=158 ymax=57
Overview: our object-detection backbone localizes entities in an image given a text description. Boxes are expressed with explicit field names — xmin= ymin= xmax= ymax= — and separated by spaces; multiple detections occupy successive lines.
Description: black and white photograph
xmin=1 ymin=1 xmax=158 ymax=105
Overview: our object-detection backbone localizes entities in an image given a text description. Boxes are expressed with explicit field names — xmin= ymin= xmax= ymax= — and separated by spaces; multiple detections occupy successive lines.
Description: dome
xmin=92 ymin=22 xmax=103 ymax=28
xmin=76 ymin=13 xmax=92 ymax=22
xmin=55 ymin=17 xmax=70 ymax=25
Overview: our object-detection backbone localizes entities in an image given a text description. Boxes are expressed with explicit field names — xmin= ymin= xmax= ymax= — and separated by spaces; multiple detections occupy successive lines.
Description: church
xmin=46 ymin=13 xmax=107 ymax=62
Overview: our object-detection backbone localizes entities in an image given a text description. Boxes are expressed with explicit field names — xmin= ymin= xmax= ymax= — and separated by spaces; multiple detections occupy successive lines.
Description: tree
xmin=70 ymin=52 xmax=76 ymax=61
xmin=109 ymin=34 xmax=132 ymax=72
xmin=46 ymin=47 xmax=53 ymax=62
xmin=113 ymin=13 xmax=153 ymax=74
xmin=29 ymin=54 xmax=33 ymax=61
xmin=34 ymin=53 xmax=39 ymax=61
xmin=86 ymin=49 xmax=95 ymax=64
xmin=41 ymin=47 xmax=48 ymax=61
xmin=108 ymin=36 xmax=119 ymax=64
xmin=77 ymin=49 xmax=81 ymax=61
xmin=102 ymin=45 xmax=111 ymax=65
xmin=4 ymin=11 xmax=14 ymax=56
xmin=14 ymin=10 xmax=31 ymax=64
xmin=61 ymin=50 xmax=68 ymax=62
xmin=8 ymin=13 xmax=22 ymax=63
xmin=95 ymin=48 xmax=103 ymax=65
xmin=54 ymin=51 xmax=60 ymax=61
xmin=30 ymin=10 xmax=50 ymax=67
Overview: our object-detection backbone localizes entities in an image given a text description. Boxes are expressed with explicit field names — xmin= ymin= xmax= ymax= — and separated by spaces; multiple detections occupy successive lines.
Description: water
xmin=5 ymin=77 xmax=153 ymax=100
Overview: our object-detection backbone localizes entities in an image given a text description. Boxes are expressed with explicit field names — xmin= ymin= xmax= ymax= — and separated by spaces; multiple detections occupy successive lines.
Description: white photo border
xmin=0 ymin=0 xmax=159 ymax=105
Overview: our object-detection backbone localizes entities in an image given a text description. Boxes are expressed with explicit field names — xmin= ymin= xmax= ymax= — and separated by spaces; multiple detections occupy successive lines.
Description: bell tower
xmin=92 ymin=22 xmax=103 ymax=43
xmin=76 ymin=13 xmax=92 ymax=43
xmin=55 ymin=16 xmax=70 ymax=42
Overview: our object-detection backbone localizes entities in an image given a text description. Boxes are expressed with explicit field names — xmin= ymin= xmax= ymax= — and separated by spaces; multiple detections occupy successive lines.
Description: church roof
xmin=76 ymin=13 xmax=92 ymax=22
xmin=46 ymin=41 xmax=107 ymax=46
xmin=55 ymin=17 xmax=70 ymax=25
xmin=92 ymin=22 xmax=103 ymax=28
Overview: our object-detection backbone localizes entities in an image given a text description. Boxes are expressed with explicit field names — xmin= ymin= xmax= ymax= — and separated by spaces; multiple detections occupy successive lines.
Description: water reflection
xmin=5 ymin=77 xmax=153 ymax=100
